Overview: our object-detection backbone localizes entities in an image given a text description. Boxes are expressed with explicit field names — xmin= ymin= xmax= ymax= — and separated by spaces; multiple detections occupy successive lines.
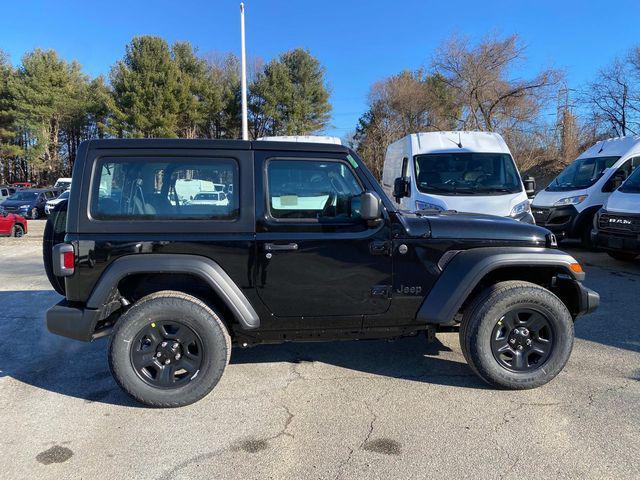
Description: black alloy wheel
xmin=130 ymin=320 xmax=204 ymax=389
xmin=490 ymin=307 xmax=554 ymax=372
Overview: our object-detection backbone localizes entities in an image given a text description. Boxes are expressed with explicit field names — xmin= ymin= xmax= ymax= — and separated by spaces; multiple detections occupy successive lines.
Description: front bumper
xmin=531 ymin=205 xmax=580 ymax=238
xmin=592 ymin=230 xmax=640 ymax=254
xmin=576 ymin=282 xmax=599 ymax=316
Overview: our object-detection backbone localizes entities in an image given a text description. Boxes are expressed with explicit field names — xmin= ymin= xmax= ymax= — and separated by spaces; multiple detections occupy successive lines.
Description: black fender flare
xmin=417 ymin=247 xmax=584 ymax=325
xmin=87 ymin=254 xmax=260 ymax=330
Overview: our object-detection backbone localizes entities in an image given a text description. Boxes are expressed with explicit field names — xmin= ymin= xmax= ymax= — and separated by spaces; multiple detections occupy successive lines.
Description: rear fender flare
xmin=87 ymin=254 xmax=259 ymax=330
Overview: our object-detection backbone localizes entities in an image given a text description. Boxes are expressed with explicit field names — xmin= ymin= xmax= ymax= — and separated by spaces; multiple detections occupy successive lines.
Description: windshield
xmin=55 ymin=181 xmax=71 ymax=189
xmin=8 ymin=191 xmax=38 ymax=201
xmin=194 ymin=193 xmax=220 ymax=200
xmin=413 ymin=152 xmax=522 ymax=195
xmin=619 ymin=166 xmax=640 ymax=193
xmin=56 ymin=191 xmax=70 ymax=200
xmin=546 ymin=156 xmax=619 ymax=191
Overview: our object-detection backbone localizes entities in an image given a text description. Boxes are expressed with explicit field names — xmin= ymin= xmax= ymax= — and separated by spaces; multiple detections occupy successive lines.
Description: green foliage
xmin=250 ymin=48 xmax=331 ymax=137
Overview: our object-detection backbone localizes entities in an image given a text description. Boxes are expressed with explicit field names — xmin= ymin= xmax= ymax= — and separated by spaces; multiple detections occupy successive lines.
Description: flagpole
xmin=240 ymin=2 xmax=249 ymax=140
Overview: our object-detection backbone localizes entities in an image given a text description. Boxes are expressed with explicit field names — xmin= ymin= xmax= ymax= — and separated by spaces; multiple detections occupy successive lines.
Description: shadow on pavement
xmin=0 ymin=290 xmax=489 ymax=407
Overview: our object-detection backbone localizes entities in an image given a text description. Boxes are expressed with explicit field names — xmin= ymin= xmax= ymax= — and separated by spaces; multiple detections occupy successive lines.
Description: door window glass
xmin=267 ymin=159 xmax=363 ymax=220
xmin=92 ymin=158 xmax=238 ymax=220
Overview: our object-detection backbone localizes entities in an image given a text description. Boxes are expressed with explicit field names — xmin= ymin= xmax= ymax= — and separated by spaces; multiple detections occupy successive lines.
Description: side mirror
xmin=359 ymin=192 xmax=382 ymax=221
xmin=523 ymin=176 xmax=536 ymax=198
xmin=393 ymin=177 xmax=410 ymax=201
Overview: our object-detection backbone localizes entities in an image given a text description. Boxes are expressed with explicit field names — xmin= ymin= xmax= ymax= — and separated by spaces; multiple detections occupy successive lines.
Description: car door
xmin=254 ymin=151 xmax=392 ymax=328
xmin=0 ymin=208 xmax=11 ymax=235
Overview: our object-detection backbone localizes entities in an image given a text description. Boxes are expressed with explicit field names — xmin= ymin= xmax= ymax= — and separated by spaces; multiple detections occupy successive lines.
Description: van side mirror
xmin=358 ymin=192 xmax=382 ymax=221
xmin=393 ymin=177 xmax=410 ymax=201
xmin=523 ymin=177 xmax=536 ymax=198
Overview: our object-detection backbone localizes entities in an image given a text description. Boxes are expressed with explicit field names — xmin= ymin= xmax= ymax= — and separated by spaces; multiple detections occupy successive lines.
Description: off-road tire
xmin=459 ymin=281 xmax=574 ymax=389
xmin=108 ymin=291 xmax=231 ymax=407
xmin=607 ymin=251 xmax=638 ymax=262
xmin=12 ymin=224 xmax=24 ymax=238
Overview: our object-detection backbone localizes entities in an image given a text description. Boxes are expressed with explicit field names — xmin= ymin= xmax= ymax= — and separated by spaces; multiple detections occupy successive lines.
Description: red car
xmin=12 ymin=182 xmax=35 ymax=189
xmin=0 ymin=206 xmax=27 ymax=237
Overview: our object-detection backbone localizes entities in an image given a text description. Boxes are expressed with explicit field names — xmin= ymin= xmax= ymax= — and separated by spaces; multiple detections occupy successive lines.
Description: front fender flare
xmin=87 ymin=254 xmax=260 ymax=330
xmin=417 ymin=247 xmax=583 ymax=325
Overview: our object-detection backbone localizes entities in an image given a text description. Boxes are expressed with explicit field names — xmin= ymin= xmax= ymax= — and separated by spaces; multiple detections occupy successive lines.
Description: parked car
xmin=532 ymin=135 xmax=640 ymax=246
xmin=186 ymin=191 xmax=229 ymax=206
xmin=44 ymin=138 xmax=598 ymax=407
xmin=45 ymin=189 xmax=70 ymax=215
xmin=12 ymin=182 xmax=35 ymax=189
xmin=0 ymin=206 xmax=27 ymax=237
xmin=1 ymin=188 xmax=56 ymax=219
xmin=592 ymin=164 xmax=640 ymax=261
xmin=53 ymin=177 xmax=72 ymax=194
xmin=382 ymin=131 xmax=535 ymax=222
xmin=1 ymin=186 xmax=16 ymax=203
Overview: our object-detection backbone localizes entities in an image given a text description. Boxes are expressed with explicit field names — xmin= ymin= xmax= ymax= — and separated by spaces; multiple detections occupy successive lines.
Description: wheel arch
xmin=88 ymin=254 xmax=260 ymax=330
xmin=417 ymin=247 xmax=587 ymax=325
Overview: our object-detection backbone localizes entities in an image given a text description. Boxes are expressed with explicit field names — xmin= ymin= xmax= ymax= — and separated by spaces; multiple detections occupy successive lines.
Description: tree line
xmin=0 ymin=36 xmax=331 ymax=184
xmin=1 ymin=33 xmax=640 ymax=186
xmin=352 ymin=35 xmax=640 ymax=182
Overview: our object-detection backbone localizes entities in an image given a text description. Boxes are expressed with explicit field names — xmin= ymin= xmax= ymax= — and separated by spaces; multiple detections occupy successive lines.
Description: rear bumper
xmin=46 ymin=300 xmax=101 ymax=342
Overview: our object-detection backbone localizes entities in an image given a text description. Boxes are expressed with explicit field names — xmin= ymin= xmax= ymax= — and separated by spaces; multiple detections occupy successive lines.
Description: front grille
xmin=599 ymin=213 xmax=640 ymax=234
xmin=532 ymin=207 xmax=550 ymax=224
xmin=4 ymin=206 xmax=17 ymax=213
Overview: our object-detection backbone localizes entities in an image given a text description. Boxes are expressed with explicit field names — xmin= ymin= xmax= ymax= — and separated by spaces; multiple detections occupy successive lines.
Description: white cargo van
xmin=532 ymin=135 xmax=640 ymax=245
xmin=382 ymin=131 xmax=534 ymax=222
xmin=591 ymin=164 xmax=640 ymax=261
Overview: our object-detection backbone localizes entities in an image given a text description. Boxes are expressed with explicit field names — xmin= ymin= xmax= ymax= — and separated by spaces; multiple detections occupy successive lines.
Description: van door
xmin=254 ymin=151 xmax=392 ymax=327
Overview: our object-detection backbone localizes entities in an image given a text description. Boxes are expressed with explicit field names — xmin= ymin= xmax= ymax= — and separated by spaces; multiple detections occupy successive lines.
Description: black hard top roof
xmin=85 ymin=138 xmax=349 ymax=154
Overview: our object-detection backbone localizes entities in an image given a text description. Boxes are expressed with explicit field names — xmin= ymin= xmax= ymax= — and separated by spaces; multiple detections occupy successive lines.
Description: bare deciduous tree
xmin=432 ymin=34 xmax=562 ymax=133
xmin=584 ymin=57 xmax=639 ymax=136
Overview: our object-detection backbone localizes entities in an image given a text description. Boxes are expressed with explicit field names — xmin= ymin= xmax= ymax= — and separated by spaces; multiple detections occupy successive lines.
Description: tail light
xmin=52 ymin=243 xmax=75 ymax=277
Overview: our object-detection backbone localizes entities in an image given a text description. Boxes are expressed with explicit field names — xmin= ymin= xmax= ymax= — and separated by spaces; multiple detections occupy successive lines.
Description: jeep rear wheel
xmin=460 ymin=281 xmax=574 ymax=389
xmin=108 ymin=291 xmax=231 ymax=407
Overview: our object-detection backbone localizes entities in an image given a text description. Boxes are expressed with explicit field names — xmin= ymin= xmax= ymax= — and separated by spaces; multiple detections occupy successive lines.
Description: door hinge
xmin=369 ymin=240 xmax=391 ymax=256
xmin=370 ymin=285 xmax=391 ymax=298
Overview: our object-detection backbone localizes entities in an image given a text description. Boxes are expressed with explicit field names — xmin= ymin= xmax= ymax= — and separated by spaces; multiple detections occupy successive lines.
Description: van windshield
xmin=546 ymin=156 xmax=619 ymax=191
xmin=413 ymin=153 xmax=522 ymax=195
xmin=619 ymin=166 xmax=640 ymax=193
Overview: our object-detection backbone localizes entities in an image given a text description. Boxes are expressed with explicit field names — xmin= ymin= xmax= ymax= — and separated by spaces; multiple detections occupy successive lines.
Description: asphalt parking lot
xmin=1 ymin=221 xmax=639 ymax=480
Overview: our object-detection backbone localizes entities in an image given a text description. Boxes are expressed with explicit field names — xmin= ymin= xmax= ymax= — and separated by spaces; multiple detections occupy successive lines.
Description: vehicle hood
xmin=47 ymin=198 xmax=65 ymax=205
xmin=1 ymin=199 xmax=34 ymax=208
xmin=398 ymin=210 xmax=549 ymax=244
xmin=532 ymin=188 xmax=589 ymax=207
xmin=604 ymin=189 xmax=639 ymax=214
xmin=417 ymin=192 xmax=526 ymax=217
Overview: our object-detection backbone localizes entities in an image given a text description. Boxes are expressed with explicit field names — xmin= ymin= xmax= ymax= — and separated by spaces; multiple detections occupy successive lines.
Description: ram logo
xmin=609 ymin=218 xmax=632 ymax=225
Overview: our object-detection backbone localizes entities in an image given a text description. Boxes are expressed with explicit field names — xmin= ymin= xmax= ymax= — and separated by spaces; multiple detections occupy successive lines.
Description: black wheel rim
xmin=490 ymin=307 xmax=554 ymax=372
xmin=14 ymin=226 xmax=23 ymax=237
xmin=130 ymin=321 xmax=204 ymax=389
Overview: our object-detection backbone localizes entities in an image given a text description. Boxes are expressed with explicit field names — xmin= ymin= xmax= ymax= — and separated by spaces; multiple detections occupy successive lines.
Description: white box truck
xmin=382 ymin=131 xmax=534 ymax=222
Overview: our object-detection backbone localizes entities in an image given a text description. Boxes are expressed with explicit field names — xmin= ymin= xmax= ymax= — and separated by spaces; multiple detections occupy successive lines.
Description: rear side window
xmin=267 ymin=159 xmax=363 ymax=220
xmin=91 ymin=158 xmax=238 ymax=220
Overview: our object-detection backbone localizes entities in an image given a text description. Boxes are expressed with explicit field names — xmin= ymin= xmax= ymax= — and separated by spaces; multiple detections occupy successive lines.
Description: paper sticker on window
xmin=347 ymin=154 xmax=359 ymax=169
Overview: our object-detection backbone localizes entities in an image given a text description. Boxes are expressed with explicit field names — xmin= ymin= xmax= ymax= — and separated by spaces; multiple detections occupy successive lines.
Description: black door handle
xmin=264 ymin=243 xmax=299 ymax=252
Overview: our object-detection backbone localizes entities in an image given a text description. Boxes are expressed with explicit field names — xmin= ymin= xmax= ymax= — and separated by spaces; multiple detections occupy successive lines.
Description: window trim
xmin=264 ymin=156 xmax=365 ymax=224
xmin=88 ymin=156 xmax=240 ymax=222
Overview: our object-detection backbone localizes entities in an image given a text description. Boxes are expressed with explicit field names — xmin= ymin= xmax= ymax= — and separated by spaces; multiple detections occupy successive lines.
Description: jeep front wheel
xmin=460 ymin=281 xmax=574 ymax=389
xmin=108 ymin=291 xmax=231 ymax=407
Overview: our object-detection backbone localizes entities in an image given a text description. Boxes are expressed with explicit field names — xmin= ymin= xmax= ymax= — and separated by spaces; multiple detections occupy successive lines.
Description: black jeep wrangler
xmin=44 ymin=139 xmax=599 ymax=407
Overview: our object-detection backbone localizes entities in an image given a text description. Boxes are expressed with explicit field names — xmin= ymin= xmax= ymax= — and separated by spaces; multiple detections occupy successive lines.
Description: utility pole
xmin=240 ymin=2 xmax=249 ymax=140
